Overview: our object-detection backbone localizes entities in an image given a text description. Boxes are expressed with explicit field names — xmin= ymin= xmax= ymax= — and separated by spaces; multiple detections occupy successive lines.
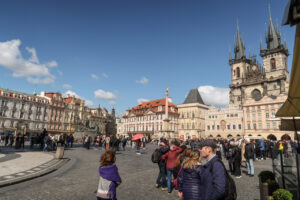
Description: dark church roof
xmin=183 ymin=89 xmax=205 ymax=104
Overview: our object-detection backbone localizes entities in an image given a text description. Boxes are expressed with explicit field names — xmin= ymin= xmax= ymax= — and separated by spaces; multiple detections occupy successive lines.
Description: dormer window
xmin=158 ymin=106 xmax=162 ymax=111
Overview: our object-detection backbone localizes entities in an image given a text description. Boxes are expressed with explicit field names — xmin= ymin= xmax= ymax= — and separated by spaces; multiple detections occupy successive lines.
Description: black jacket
xmin=244 ymin=143 xmax=255 ymax=160
xmin=158 ymin=146 xmax=169 ymax=167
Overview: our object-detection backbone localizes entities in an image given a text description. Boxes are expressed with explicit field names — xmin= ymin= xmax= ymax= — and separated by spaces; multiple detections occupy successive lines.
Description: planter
xmin=259 ymin=179 xmax=280 ymax=200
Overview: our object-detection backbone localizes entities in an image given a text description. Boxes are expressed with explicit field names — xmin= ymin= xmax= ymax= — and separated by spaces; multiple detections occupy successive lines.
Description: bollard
xmin=55 ymin=146 xmax=64 ymax=159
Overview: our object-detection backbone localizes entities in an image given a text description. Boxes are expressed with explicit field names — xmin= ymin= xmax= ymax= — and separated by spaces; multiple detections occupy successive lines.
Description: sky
xmin=0 ymin=0 xmax=296 ymax=115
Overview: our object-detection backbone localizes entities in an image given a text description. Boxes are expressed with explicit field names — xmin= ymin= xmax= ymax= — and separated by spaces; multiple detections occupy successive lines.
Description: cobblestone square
xmin=0 ymin=144 xmax=272 ymax=200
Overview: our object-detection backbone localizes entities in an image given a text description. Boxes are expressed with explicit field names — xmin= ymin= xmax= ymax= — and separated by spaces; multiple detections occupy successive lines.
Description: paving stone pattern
xmin=0 ymin=144 xmax=272 ymax=200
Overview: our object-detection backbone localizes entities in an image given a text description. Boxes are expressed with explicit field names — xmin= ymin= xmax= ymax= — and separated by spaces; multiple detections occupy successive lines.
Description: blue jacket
xmin=178 ymin=166 xmax=201 ymax=200
xmin=199 ymin=156 xmax=226 ymax=200
xmin=259 ymin=139 xmax=265 ymax=151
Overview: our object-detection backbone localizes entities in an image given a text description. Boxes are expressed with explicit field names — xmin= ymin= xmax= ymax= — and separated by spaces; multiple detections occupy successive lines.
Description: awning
xmin=276 ymin=24 xmax=300 ymax=117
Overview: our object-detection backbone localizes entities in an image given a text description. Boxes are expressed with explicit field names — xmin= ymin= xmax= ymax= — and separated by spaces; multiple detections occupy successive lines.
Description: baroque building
xmin=177 ymin=89 xmax=208 ymax=140
xmin=0 ymin=88 xmax=50 ymax=136
xmin=122 ymin=87 xmax=179 ymax=139
xmin=39 ymin=92 xmax=64 ymax=135
xmin=62 ymin=96 xmax=86 ymax=134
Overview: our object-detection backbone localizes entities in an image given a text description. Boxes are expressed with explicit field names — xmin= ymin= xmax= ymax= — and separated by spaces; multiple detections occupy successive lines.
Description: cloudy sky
xmin=0 ymin=0 xmax=296 ymax=113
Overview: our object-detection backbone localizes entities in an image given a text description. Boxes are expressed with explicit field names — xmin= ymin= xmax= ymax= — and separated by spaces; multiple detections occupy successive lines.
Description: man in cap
xmin=199 ymin=139 xmax=226 ymax=200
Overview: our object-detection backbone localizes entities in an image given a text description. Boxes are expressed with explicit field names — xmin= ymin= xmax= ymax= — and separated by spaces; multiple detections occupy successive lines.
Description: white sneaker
xmin=236 ymin=176 xmax=242 ymax=179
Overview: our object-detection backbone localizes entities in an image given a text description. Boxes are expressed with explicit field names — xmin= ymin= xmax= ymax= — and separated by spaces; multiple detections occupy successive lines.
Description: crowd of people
xmin=150 ymin=137 xmax=297 ymax=199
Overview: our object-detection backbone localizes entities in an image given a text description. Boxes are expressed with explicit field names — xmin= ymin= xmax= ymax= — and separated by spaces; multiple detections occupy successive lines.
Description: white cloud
xmin=136 ymin=76 xmax=149 ymax=85
xmin=47 ymin=61 xmax=58 ymax=68
xmin=198 ymin=85 xmax=229 ymax=107
xmin=94 ymin=89 xmax=117 ymax=100
xmin=63 ymin=84 xmax=72 ymax=89
xmin=137 ymin=98 xmax=149 ymax=104
xmin=102 ymin=73 xmax=108 ymax=78
xmin=91 ymin=74 xmax=99 ymax=80
xmin=63 ymin=90 xmax=94 ymax=107
xmin=0 ymin=39 xmax=57 ymax=84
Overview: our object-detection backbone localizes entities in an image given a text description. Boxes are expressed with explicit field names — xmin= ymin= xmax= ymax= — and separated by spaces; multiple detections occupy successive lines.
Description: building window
xmin=252 ymin=106 xmax=255 ymax=111
xmin=207 ymin=125 xmax=210 ymax=130
xmin=217 ymin=125 xmax=220 ymax=130
xmin=272 ymin=112 xmax=275 ymax=118
xmin=247 ymin=113 xmax=250 ymax=119
xmin=258 ymin=123 xmax=262 ymax=129
xmin=246 ymin=107 xmax=249 ymax=111
xmin=257 ymin=106 xmax=261 ymax=110
xmin=227 ymin=125 xmax=230 ymax=130
xmin=272 ymin=122 xmax=276 ymax=129
xmin=252 ymin=114 xmax=256 ymax=119
xmin=267 ymin=123 xmax=270 ymax=129
xmin=192 ymin=112 xmax=195 ymax=118
xmin=258 ymin=113 xmax=262 ymax=119
xmin=253 ymin=123 xmax=257 ymax=130
xmin=271 ymin=58 xmax=276 ymax=70
xmin=187 ymin=123 xmax=189 ymax=129
xmin=266 ymin=113 xmax=269 ymax=118
xmin=192 ymin=123 xmax=195 ymax=129
xmin=212 ymin=125 xmax=215 ymax=130
xmin=233 ymin=125 xmax=236 ymax=130
xmin=236 ymin=67 xmax=240 ymax=78
xmin=238 ymin=124 xmax=241 ymax=129
xmin=248 ymin=124 xmax=251 ymax=130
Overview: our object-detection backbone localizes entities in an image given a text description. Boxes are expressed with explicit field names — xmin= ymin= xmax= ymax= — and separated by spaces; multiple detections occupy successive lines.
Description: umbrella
xmin=132 ymin=133 xmax=144 ymax=141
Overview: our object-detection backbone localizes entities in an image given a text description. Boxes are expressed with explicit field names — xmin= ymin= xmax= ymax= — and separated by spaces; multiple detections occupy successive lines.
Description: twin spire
xmin=231 ymin=4 xmax=286 ymax=61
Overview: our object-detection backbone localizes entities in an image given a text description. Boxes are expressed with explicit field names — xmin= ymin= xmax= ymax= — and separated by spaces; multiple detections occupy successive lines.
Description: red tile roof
xmin=129 ymin=98 xmax=178 ymax=114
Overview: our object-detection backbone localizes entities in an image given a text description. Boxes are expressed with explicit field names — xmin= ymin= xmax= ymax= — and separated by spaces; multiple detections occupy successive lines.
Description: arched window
xmin=271 ymin=58 xmax=276 ymax=70
xmin=236 ymin=67 xmax=240 ymax=78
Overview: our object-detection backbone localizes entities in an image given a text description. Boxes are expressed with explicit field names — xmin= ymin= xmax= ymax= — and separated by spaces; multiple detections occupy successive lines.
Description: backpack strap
xmin=209 ymin=157 xmax=228 ymax=175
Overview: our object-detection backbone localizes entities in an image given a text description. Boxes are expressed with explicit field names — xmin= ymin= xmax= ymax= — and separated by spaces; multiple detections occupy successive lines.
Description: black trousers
xmin=97 ymin=197 xmax=111 ymax=200
xmin=233 ymin=160 xmax=241 ymax=176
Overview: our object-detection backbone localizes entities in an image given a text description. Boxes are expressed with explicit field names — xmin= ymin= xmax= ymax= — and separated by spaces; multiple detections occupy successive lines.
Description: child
xmin=97 ymin=150 xmax=122 ymax=200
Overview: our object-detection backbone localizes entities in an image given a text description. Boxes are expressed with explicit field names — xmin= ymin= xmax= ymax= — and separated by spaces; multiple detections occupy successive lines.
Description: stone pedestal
xmin=55 ymin=147 xmax=64 ymax=159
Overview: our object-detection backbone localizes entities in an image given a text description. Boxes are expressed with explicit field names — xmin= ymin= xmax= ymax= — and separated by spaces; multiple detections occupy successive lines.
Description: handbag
xmin=173 ymin=167 xmax=182 ymax=189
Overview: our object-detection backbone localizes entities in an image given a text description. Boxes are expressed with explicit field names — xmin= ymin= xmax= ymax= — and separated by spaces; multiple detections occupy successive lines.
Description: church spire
xmin=234 ymin=20 xmax=246 ymax=60
xmin=265 ymin=4 xmax=280 ymax=50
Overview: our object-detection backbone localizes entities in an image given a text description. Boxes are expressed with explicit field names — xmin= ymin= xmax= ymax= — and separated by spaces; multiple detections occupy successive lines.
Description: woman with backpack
xmin=177 ymin=150 xmax=202 ymax=200
xmin=96 ymin=150 xmax=122 ymax=200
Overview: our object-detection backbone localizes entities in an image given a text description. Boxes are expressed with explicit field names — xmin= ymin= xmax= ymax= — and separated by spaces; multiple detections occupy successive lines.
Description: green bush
xmin=258 ymin=171 xmax=276 ymax=183
xmin=272 ymin=189 xmax=293 ymax=200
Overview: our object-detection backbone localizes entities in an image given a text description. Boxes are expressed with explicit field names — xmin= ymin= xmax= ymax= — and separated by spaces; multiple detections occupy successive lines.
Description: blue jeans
xmin=156 ymin=165 xmax=167 ymax=187
xmin=246 ymin=159 xmax=254 ymax=175
xmin=43 ymin=143 xmax=48 ymax=152
xmin=167 ymin=169 xmax=174 ymax=192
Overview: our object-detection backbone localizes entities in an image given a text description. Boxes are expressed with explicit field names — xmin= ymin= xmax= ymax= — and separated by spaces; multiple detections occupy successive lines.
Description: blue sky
xmin=0 ymin=0 xmax=296 ymax=114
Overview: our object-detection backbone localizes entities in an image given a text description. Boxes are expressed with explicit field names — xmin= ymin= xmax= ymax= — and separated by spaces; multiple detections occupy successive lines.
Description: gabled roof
xmin=183 ymin=89 xmax=205 ymax=104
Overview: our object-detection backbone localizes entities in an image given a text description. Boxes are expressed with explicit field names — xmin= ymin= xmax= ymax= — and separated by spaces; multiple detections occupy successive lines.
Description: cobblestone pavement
xmin=0 ymin=144 xmax=272 ymax=200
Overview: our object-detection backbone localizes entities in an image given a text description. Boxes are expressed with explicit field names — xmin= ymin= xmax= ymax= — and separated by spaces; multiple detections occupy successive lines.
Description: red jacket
xmin=162 ymin=146 xmax=182 ymax=169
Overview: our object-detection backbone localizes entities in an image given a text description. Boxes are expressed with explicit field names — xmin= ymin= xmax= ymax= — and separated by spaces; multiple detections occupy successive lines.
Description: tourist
xmin=121 ymin=137 xmax=127 ymax=151
xmin=96 ymin=150 xmax=122 ymax=200
xmin=199 ymin=139 xmax=226 ymax=200
xmin=43 ymin=133 xmax=51 ymax=152
xmin=161 ymin=142 xmax=182 ymax=193
xmin=177 ymin=150 xmax=202 ymax=199
xmin=155 ymin=139 xmax=169 ymax=191
xmin=227 ymin=141 xmax=234 ymax=174
xmin=105 ymin=135 xmax=110 ymax=150
xmin=244 ymin=138 xmax=255 ymax=177
xmin=232 ymin=141 xmax=242 ymax=178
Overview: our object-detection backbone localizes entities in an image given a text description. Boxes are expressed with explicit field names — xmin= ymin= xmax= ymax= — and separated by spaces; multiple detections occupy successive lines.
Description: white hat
xmin=245 ymin=138 xmax=250 ymax=143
